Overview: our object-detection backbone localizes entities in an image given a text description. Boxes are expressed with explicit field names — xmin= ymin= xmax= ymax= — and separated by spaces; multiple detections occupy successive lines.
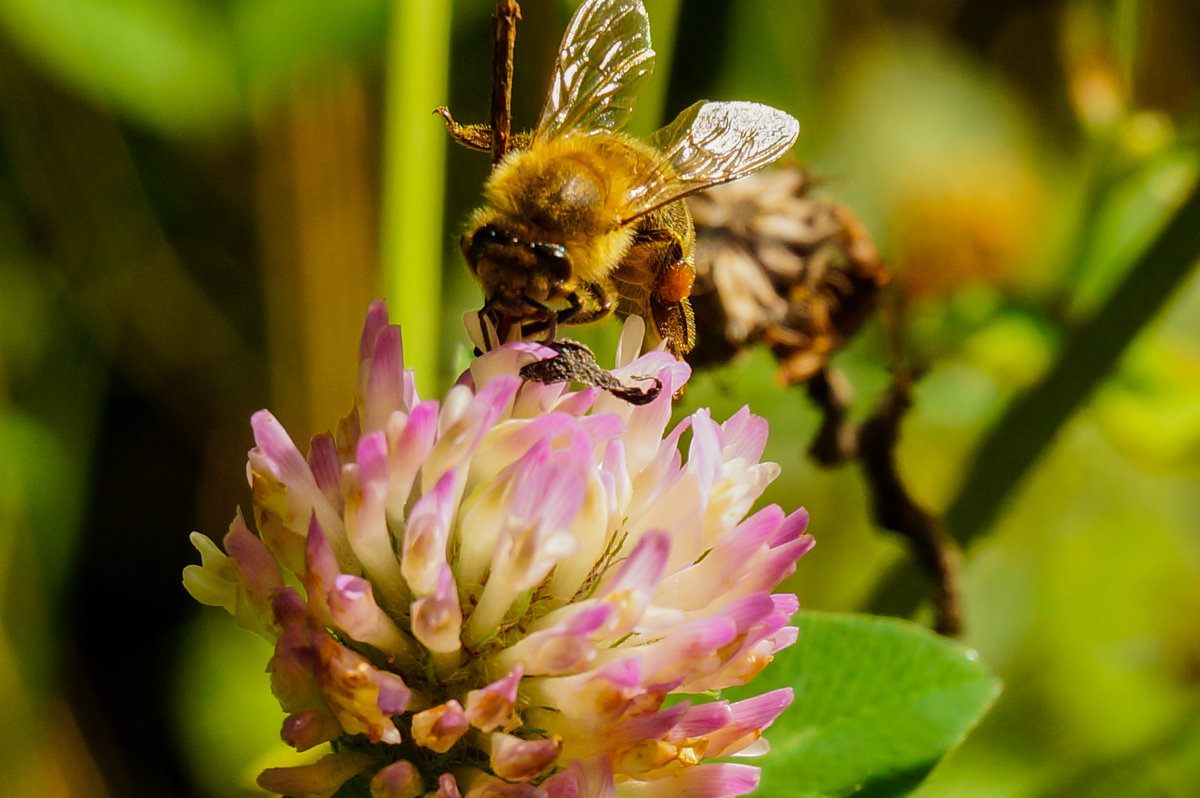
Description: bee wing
xmin=621 ymin=101 xmax=799 ymax=223
xmin=534 ymin=0 xmax=655 ymax=140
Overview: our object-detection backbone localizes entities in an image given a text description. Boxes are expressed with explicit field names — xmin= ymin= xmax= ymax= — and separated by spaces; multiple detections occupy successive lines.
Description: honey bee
xmin=441 ymin=0 xmax=799 ymax=357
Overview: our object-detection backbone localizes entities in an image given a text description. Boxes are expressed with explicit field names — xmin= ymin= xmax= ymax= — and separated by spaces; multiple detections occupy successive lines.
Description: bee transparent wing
xmin=534 ymin=0 xmax=655 ymax=140
xmin=622 ymin=100 xmax=800 ymax=222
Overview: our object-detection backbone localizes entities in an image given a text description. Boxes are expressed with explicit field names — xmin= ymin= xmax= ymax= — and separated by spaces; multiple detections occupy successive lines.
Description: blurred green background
xmin=2 ymin=0 xmax=1199 ymax=796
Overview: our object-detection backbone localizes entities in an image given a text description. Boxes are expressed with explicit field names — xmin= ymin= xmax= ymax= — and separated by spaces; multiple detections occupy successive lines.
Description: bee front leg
xmin=435 ymin=107 xmax=493 ymax=152
xmin=557 ymin=283 xmax=614 ymax=326
xmin=476 ymin=308 xmax=495 ymax=353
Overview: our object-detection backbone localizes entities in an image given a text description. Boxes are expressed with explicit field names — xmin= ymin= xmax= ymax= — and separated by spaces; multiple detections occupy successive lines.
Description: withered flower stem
xmin=686 ymin=165 xmax=960 ymax=633
xmin=806 ymin=367 xmax=964 ymax=637
xmin=490 ymin=0 xmax=521 ymax=166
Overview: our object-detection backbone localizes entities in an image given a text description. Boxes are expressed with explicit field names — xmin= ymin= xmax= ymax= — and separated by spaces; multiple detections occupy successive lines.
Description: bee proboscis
xmin=441 ymin=0 xmax=799 ymax=357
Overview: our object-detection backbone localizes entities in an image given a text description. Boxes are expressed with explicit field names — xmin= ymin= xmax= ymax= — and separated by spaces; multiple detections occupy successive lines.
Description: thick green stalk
xmin=945 ymin=178 xmax=1200 ymax=546
xmin=381 ymin=0 xmax=452 ymax=393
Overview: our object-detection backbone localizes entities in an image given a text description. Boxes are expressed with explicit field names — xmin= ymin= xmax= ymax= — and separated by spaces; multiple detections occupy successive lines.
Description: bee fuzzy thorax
xmin=478 ymin=134 xmax=649 ymax=282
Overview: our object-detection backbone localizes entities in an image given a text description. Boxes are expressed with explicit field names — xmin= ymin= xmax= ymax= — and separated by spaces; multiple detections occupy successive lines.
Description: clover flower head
xmin=184 ymin=300 xmax=814 ymax=798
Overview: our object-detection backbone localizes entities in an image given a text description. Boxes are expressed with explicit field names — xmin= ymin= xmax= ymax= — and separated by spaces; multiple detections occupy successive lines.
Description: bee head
xmin=462 ymin=224 xmax=573 ymax=313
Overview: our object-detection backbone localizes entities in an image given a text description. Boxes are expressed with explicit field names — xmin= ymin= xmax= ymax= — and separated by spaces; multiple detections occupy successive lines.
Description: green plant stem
xmin=381 ymin=0 xmax=452 ymax=394
xmin=945 ymin=177 xmax=1200 ymax=546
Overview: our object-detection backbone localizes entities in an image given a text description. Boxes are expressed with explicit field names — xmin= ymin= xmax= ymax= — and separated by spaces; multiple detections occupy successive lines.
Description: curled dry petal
xmin=412 ymin=700 xmax=470 ymax=754
xmin=314 ymin=633 xmax=406 ymax=744
xmin=256 ymin=751 xmax=374 ymax=798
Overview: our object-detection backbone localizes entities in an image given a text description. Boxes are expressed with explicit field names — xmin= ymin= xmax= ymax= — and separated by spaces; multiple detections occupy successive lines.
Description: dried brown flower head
xmin=687 ymin=167 xmax=890 ymax=384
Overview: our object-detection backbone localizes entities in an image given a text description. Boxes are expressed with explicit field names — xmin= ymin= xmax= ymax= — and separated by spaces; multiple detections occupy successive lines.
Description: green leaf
xmin=0 ymin=0 xmax=243 ymax=139
xmin=735 ymin=612 xmax=1000 ymax=797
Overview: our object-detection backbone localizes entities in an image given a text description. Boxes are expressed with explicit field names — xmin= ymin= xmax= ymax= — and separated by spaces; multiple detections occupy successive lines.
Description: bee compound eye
xmin=472 ymin=225 xmax=509 ymax=248
xmin=531 ymin=242 xmax=571 ymax=282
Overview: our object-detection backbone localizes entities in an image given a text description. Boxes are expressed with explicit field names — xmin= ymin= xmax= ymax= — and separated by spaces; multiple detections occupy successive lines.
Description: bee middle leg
xmin=520 ymin=284 xmax=614 ymax=342
xmin=556 ymin=283 xmax=614 ymax=326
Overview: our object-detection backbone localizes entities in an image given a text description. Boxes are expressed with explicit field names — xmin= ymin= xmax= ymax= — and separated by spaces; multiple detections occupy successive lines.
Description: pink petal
xmin=607 ymin=702 xmax=692 ymax=746
xmin=499 ymin=604 xmax=613 ymax=676
xmin=635 ymin=617 xmax=739 ymax=685
xmin=770 ymin=624 xmax=799 ymax=652
xmin=306 ymin=432 xmax=343 ymax=513
xmin=622 ymin=418 xmax=690 ymax=529
xmin=465 ymin=665 xmax=523 ymax=732
xmin=464 ymin=776 xmax=549 ymax=798
xmin=435 ymin=773 xmax=463 ymax=798
xmin=490 ymin=732 xmax=561 ymax=782
xmin=371 ymin=760 xmax=423 ymax=798
xmin=728 ymin=688 xmax=793 ymax=732
xmin=740 ymin=536 xmax=815 ymax=596
xmin=329 ymin=574 xmax=413 ymax=660
xmin=469 ymin=340 xmax=557 ymax=394
xmin=687 ymin=409 xmax=723 ymax=502
xmin=579 ymin=412 xmax=626 ymax=447
xmin=721 ymin=593 xmax=778 ymax=636
xmin=606 ymin=366 xmax=687 ymax=484
xmin=594 ymin=531 xmax=670 ymax=636
xmin=719 ymin=406 xmax=769 ymax=464
xmin=600 ymin=438 xmax=631 ymax=524
xmin=422 ymin=376 xmax=520 ymax=506
xmin=385 ymin=399 xmax=439 ymax=520
xmin=223 ymin=510 xmax=283 ymax=626
xmin=280 ymin=708 xmax=341 ymax=751
xmin=536 ymin=659 xmax=644 ymax=725
xmin=700 ymin=689 xmax=795 ymax=760
xmin=251 ymin=410 xmax=317 ymax=486
xmin=673 ymin=702 xmax=734 ymax=737
xmin=346 ymin=431 xmax=406 ymax=607
xmin=411 ymin=563 xmax=463 ymax=654
xmin=655 ymin=506 xmax=783 ymax=612
xmin=402 ymin=470 xmax=457 ymax=597
xmin=363 ymin=325 xmax=408 ymax=430
xmin=541 ymin=758 xmax=614 ymax=798
xmin=768 ymin=506 xmax=811 ymax=547
xmin=250 ymin=410 xmax=352 ymax=572
xmin=469 ymin=413 xmax=576 ymax=484
xmin=552 ymin=386 xmax=602 ymax=416
xmin=374 ymin=670 xmax=412 ymax=715
xmin=266 ymin=589 xmax=325 ymax=715
xmin=643 ymin=417 xmax=689 ymax=489
xmin=618 ymin=763 xmax=760 ymax=798
xmin=358 ymin=298 xmax=390 ymax=362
